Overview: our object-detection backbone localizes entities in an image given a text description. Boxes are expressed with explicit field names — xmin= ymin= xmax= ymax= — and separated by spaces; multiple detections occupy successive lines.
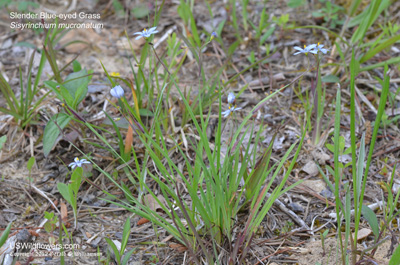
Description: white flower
xmin=227 ymin=92 xmax=236 ymax=104
xmin=69 ymin=157 xmax=91 ymax=169
xmin=315 ymin=43 xmax=328 ymax=54
xmin=221 ymin=105 xmax=242 ymax=118
xmin=133 ymin=27 xmax=158 ymax=40
xmin=293 ymin=44 xmax=317 ymax=55
xmin=110 ymin=85 xmax=124 ymax=98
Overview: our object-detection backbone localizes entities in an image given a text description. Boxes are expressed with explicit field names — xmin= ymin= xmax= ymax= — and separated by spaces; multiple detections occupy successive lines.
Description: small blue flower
xmin=210 ymin=31 xmax=217 ymax=40
xmin=227 ymin=92 xmax=236 ymax=105
xmin=110 ymin=85 xmax=124 ymax=98
xmin=133 ymin=27 xmax=158 ymax=40
xmin=69 ymin=157 xmax=91 ymax=169
xmin=293 ymin=44 xmax=317 ymax=55
xmin=221 ymin=105 xmax=242 ymax=118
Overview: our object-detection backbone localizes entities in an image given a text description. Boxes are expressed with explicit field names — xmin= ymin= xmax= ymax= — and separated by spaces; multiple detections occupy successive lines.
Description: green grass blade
xmin=360 ymin=56 xmax=400 ymax=72
xmin=360 ymin=35 xmax=400 ymax=63
xmin=0 ymin=222 xmax=12 ymax=247
xmin=356 ymin=64 xmax=390 ymax=247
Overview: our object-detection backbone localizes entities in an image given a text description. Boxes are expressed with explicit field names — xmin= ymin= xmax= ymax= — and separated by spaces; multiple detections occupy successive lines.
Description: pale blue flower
xmin=222 ymin=105 xmax=242 ymax=118
xmin=227 ymin=92 xmax=236 ymax=104
xmin=133 ymin=27 xmax=158 ymax=40
xmin=110 ymin=85 xmax=124 ymax=98
xmin=69 ymin=157 xmax=91 ymax=169
xmin=315 ymin=43 xmax=328 ymax=54
xmin=293 ymin=44 xmax=317 ymax=55
xmin=211 ymin=31 xmax=217 ymax=40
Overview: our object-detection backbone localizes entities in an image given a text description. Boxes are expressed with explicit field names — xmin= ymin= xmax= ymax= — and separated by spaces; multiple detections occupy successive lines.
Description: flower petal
xmin=307 ymin=44 xmax=317 ymax=49
xmin=227 ymin=92 xmax=236 ymax=104
xmin=221 ymin=110 xmax=231 ymax=117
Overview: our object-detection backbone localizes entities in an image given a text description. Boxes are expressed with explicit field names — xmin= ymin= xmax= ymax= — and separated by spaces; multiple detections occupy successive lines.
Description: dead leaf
xmin=355 ymin=228 xmax=372 ymax=241
xmin=60 ymin=202 xmax=68 ymax=224
xmin=137 ymin=218 xmax=150 ymax=226
xmin=143 ymin=194 xmax=167 ymax=212
xmin=169 ymin=243 xmax=188 ymax=253
xmin=302 ymin=179 xmax=326 ymax=194
xmin=302 ymin=161 xmax=319 ymax=177
xmin=286 ymin=247 xmax=311 ymax=254
xmin=51 ymin=199 xmax=58 ymax=209
xmin=124 ymin=120 xmax=134 ymax=154
xmin=28 ymin=230 xmax=39 ymax=237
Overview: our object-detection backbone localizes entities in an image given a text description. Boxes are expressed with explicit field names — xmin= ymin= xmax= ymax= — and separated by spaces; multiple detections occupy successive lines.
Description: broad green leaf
xmin=70 ymin=167 xmax=82 ymax=195
xmin=43 ymin=113 xmax=72 ymax=157
xmin=44 ymin=80 xmax=62 ymax=99
xmin=63 ymin=69 xmax=91 ymax=108
xmin=44 ymin=222 xmax=52 ymax=233
xmin=112 ymin=0 xmax=125 ymax=17
xmin=131 ymin=4 xmax=150 ymax=19
xmin=102 ymin=117 xmax=130 ymax=129
xmin=139 ymin=109 xmax=154 ymax=117
xmin=57 ymin=183 xmax=72 ymax=205
xmin=72 ymin=60 xmax=82 ymax=72
xmin=322 ymin=75 xmax=340 ymax=83
xmin=44 ymin=80 xmax=73 ymax=105
xmin=27 ymin=156 xmax=35 ymax=171
xmin=44 ymin=211 xmax=54 ymax=220
xmin=59 ymin=84 xmax=75 ymax=107
xmin=0 ymin=135 xmax=6 ymax=150
xmin=288 ymin=0 xmax=305 ymax=8
xmin=361 ymin=205 xmax=379 ymax=239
